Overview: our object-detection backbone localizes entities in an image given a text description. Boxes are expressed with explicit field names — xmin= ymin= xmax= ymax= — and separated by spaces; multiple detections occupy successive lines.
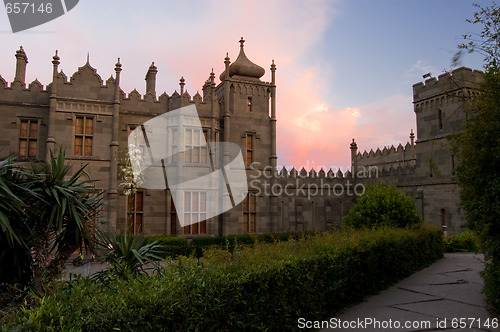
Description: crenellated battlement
xmin=413 ymin=67 xmax=483 ymax=103
xmin=274 ymin=166 xmax=350 ymax=179
xmin=356 ymin=141 xmax=415 ymax=169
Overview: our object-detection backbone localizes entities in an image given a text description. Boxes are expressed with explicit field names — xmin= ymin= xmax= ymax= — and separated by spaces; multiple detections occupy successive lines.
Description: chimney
xmin=15 ymin=46 xmax=28 ymax=85
xmin=145 ymin=62 xmax=157 ymax=96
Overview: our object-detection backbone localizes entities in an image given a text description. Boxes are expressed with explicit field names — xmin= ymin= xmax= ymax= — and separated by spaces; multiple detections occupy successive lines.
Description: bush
xmin=145 ymin=236 xmax=192 ymax=258
xmin=343 ymin=184 xmax=422 ymax=229
xmin=3 ymin=226 xmax=443 ymax=331
xmin=443 ymin=230 xmax=481 ymax=253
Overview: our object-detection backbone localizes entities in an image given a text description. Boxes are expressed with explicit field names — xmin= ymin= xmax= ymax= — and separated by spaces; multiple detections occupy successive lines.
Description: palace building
xmin=0 ymin=40 xmax=482 ymax=236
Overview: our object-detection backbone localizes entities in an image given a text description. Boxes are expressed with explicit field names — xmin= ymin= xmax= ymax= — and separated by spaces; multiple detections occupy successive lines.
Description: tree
xmin=343 ymin=184 xmax=421 ymax=229
xmin=28 ymin=150 xmax=102 ymax=286
xmin=0 ymin=150 xmax=101 ymax=289
xmin=454 ymin=2 xmax=500 ymax=313
xmin=457 ymin=2 xmax=500 ymax=70
xmin=0 ymin=157 xmax=36 ymax=285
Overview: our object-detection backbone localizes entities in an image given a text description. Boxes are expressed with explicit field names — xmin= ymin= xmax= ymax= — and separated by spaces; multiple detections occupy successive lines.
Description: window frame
xmin=243 ymin=191 xmax=257 ymax=233
xmin=127 ymin=190 xmax=144 ymax=234
xmin=74 ymin=115 xmax=94 ymax=157
xmin=18 ymin=118 xmax=39 ymax=158
xmin=182 ymin=191 xmax=207 ymax=235
xmin=184 ymin=127 xmax=208 ymax=165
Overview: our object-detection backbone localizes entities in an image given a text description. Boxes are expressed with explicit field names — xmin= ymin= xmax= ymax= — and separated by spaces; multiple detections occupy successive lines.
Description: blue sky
xmin=0 ymin=0 xmax=491 ymax=170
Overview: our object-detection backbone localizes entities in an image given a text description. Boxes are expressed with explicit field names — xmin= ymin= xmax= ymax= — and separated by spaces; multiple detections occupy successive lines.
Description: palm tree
xmin=0 ymin=156 xmax=35 ymax=285
xmin=0 ymin=150 xmax=102 ymax=289
xmin=27 ymin=149 xmax=102 ymax=286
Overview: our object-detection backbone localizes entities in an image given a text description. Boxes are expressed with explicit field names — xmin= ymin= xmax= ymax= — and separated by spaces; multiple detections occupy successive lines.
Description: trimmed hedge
xmin=145 ymin=232 xmax=317 ymax=259
xmin=4 ymin=226 xmax=443 ymax=331
xmin=443 ymin=230 xmax=481 ymax=253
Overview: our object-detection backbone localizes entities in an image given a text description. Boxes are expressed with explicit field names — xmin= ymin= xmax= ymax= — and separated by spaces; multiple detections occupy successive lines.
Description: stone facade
xmin=0 ymin=42 xmax=482 ymax=237
xmin=353 ymin=67 xmax=483 ymax=235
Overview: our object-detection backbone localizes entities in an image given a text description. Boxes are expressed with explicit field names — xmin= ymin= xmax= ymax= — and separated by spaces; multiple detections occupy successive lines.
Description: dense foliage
xmin=0 ymin=150 xmax=100 ymax=289
xmin=443 ymin=229 xmax=481 ymax=253
xmin=343 ymin=184 xmax=422 ymax=229
xmin=146 ymin=231 xmax=319 ymax=259
xmin=97 ymin=232 xmax=165 ymax=279
xmin=1 ymin=227 xmax=443 ymax=331
xmin=455 ymin=2 xmax=500 ymax=313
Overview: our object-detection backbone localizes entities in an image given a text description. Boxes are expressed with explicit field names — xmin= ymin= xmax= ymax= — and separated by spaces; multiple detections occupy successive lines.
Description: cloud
xmin=6 ymin=0 xmax=418 ymax=173
xmin=404 ymin=60 xmax=437 ymax=79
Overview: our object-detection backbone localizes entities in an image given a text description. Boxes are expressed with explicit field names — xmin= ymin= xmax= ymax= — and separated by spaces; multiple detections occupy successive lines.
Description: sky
xmin=0 ymin=0 xmax=491 ymax=171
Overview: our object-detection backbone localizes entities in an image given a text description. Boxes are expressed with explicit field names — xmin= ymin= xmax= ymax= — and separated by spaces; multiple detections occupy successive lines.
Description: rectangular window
xmin=246 ymin=133 xmax=254 ymax=166
xmin=127 ymin=191 xmax=143 ymax=234
xmin=19 ymin=119 xmax=38 ymax=157
xmin=247 ymin=97 xmax=252 ymax=112
xmin=75 ymin=116 xmax=93 ymax=156
xmin=243 ymin=191 xmax=257 ymax=233
xmin=183 ymin=191 xmax=207 ymax=235
xmin=184 ymin=128 xmax=208 ymax=164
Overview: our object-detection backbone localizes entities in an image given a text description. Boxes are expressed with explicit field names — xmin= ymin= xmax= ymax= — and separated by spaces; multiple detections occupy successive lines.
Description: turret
xmin=14 ymin=46 xmax=28 ymax=85
xmin=145 ymin=62 xmax=157 ymax=96
xmin=350 ymin=138 xmax=358 ymax=178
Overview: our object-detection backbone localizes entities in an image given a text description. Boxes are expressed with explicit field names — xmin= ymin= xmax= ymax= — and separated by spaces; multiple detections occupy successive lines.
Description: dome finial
xmin=239 ymin=37 xmax=245 ymax=48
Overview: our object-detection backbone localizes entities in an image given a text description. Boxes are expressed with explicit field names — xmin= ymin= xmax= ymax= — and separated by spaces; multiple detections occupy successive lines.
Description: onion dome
xmin=220 ymin=37 xmax=265 ymax=81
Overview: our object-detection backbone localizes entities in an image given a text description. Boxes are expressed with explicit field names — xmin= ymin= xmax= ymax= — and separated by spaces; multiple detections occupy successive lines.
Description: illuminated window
xmin=184 ymin=128 xmax=208 ymax=164
xmin=246 ymin=133 xmax=254 ymax=166
xmin=243 ymin=191 xmax=256 ymax=233
xmin=19 ymin=119 xmax=38 ymax=157
xmin=183 ymin=191 xmax=207 ymax=235
xmin=127 ymin=191 xmax=143 ymax=234
xmin=74 ymin=116 xmax=93 ymax=156
xmin=247 ymin=97 xmax=252 ymax=112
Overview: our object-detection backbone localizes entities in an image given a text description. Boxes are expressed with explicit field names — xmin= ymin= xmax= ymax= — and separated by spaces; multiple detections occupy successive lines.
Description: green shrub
xmin=3 ymin=226 xmax=443 ymax=331
xmin=97 ymin=232 xmax=165 ymax=278
xmin=343 ymin=184 xmax=422 ymax=229
xmin=145 ymin=236 xmax=192 ymax=258
xmin=443 ymin=230 xmax=481 ymax=253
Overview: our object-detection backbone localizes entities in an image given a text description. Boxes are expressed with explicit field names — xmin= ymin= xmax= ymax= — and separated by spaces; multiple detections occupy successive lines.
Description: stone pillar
xmin=350 ymin=138 xmax=358 ymax=178
xmin=14 ymin=46 xmax=28 ymax=85
xmin=108 ymin=58 xmax=122 ymax=232
xmin=145 ymin=62 xmax=157 ymax=96
xmin=46 ymin=50 xmax=59 ymax=160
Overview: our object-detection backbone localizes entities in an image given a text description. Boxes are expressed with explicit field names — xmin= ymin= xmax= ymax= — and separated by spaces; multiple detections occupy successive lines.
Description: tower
xmin=412 ymin=67 xmax=483 ymax=233
xmin=215 ymin=37 xmax=277 ymax=234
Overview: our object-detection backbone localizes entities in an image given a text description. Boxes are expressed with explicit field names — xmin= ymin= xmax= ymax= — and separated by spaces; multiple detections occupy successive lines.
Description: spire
xmin=145 ymin=61 xmax=158 ymax=96
xmin=115 ymin=58 xmax=122 ymax=72
xmin=114 ymin=58 xmax=122 ymax=102
xmin=179 ymin=76 xmax=185 ymax=95
xmin=410 ymin=129 xmax=415 ymax=145
xmin=51 ymin=49 xmax=60 ymax=80
xmin=270 ymin=59 xmax=276 ymax=84
xmin=350 ymin=138 xmax=357 ymax=150
xmin=86 ymin=52 xmax=90 ymax=64
xmin=14 ymin=46 xmax=28 ymax=84
xmin=239 ymin=36 xmax=245 ymax=48
xmin=350 ymin=138 xmax=358 ymax=179
xmin=210 ymin=68 xmax=215 ymax=84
